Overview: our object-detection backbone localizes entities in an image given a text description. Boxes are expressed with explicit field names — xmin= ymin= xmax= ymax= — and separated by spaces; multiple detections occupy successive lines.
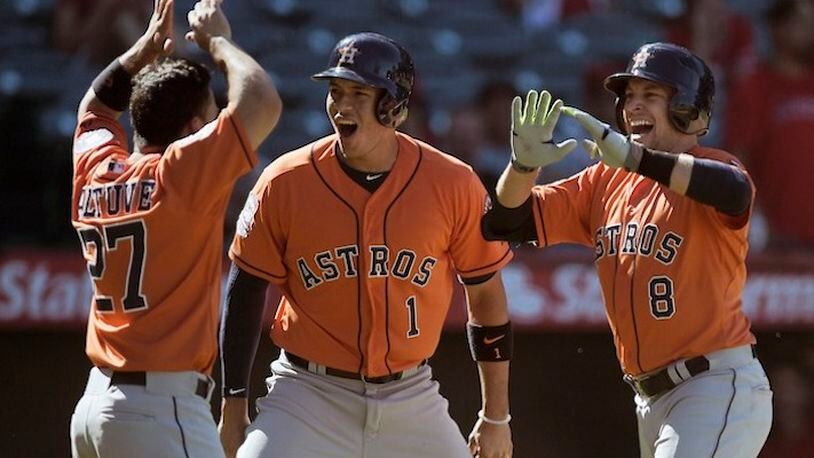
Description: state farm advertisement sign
xmin=1 ymin=249 xmax=813 ymax=330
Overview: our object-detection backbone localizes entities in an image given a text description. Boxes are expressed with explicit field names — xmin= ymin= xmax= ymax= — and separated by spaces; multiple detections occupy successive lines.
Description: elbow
xmin=722 ymin=174 xmax=752 ymax=216
xmin=714 ymin=171 xmax=752 ymax=216
xmin=254 ymin=70 xmax=282 ymax=129
xmin=254 ymin=73 xmax=283 ymax=134
xmin=265 ymin=84 xmax=283 ymax=131
xmin=480 ymin=211 xmax=503 ymax=241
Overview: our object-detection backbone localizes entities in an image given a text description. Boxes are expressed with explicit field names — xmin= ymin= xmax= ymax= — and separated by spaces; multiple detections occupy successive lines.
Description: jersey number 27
xmin=78 ymin=220 xmax=148 ymax=313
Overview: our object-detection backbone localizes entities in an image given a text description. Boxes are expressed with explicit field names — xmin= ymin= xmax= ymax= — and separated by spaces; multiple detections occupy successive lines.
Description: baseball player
xmin=482 ymin=42 xmax=772 ymax=457
xmin=69 ymin=1 xmax=281 ymax=457
xmin=218 ymin=32 xmax=514 ymax=458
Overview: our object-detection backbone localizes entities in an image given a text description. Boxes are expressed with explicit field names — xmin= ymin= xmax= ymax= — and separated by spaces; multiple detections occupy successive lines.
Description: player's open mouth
xmin=628 ymin=119 xmax=653 ymax=135
xmin=336 ymin=121 xmax=358 ymax=137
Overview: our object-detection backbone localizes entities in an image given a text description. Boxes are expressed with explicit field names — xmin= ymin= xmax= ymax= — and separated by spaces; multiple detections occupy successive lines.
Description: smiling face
xmin=326 ymin=78 xmax=398 ymax=167
xmin=622 ymin=77 xmax=696 ymax=152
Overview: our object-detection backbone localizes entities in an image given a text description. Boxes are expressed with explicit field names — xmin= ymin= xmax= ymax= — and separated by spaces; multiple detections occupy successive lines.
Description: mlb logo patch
xmin=108 ymin=161 xmax=126 ymax=174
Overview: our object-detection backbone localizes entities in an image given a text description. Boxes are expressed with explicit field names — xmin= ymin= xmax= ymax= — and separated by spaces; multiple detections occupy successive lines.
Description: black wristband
xmin=467 ymin=321 xmax=513 ymax=362
xmin=91 ymin=59 xmax=133 ymax=112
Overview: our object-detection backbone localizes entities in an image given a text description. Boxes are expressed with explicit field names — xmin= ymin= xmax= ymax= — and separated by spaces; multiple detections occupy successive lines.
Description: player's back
xmin=72 ymin=108 xmax=255 ymax=374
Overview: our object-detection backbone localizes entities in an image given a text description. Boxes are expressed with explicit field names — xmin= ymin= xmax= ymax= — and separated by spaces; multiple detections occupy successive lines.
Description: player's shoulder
xmin=398 ymin=132 xmax=476 ymax=179
xmin=692 ymin=146 xmax=746 ymax=168
xmin=73 ymin=111 xmax=128 ymax=157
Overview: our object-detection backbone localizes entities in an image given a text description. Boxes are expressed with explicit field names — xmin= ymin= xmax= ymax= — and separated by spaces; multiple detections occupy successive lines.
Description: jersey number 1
xmin=78 ymin=220 xmax=148 ymax=313
xmin=405 ymin=296 xmax=420 ymax=338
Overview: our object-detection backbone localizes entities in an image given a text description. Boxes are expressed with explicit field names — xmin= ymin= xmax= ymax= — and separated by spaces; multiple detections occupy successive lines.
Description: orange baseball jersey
xmin=532 ymin=146 xmax=755 ymax=376
xmin=71 ymin=108 xmax=255 ymax=374
xmin=230 ymin=132 xmax=512 ymax=377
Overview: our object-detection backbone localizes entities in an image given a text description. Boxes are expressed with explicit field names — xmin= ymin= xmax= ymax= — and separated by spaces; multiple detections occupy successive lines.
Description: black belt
xmin=110 ymin=371 xmax=210 ymax=399
xmin=286 ymin=352 xmax=425 ymax=384
xmin=625 ymin=345 xmax=758 ymax=398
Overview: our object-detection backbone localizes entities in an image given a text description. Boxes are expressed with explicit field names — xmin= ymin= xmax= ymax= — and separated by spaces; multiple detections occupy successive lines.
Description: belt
xmin=624 ymin=345 xmax=758 ymax=398
xmin=110 ymin=371 xmax=210 ymax=399
xmin=285 ymin=352 xmax=426 ymax=384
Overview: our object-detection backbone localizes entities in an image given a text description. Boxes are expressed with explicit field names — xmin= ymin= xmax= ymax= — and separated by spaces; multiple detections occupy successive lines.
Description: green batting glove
xmin=561 ymin=106 xmax=639 ymax=170
xmin=510 ymin=89 xmax=578 ymax=173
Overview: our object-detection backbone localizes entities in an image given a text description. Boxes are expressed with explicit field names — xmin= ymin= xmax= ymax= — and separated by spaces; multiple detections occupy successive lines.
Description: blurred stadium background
xmin=2 ymin=0 xmax=813 ymax=456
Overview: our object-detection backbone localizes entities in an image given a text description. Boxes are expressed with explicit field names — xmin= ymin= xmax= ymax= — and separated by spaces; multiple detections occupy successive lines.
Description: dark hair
xmin=129 ymin=58 xmax=212 ymax=146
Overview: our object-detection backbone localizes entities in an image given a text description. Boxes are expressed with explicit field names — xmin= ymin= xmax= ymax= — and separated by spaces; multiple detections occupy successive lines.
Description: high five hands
xmin=561 ymin=106 xmax=640 ymax=170
xmin=510 ymin=89 xmax=639 ymax=171
xmin=510 ymin=90 xmax=577 ymax=173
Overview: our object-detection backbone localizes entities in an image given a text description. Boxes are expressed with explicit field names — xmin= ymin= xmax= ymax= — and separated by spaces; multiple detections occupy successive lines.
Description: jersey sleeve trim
xmin=227 ymin=110 xmax=256 ymax=168
xmin=231 ymin=252 xmax=286 ymax=284
xmin=456 ymin=247 xmax=513 ymax=276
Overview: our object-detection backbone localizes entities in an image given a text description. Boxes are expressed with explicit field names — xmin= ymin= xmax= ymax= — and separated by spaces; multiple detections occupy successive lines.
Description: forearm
xmin=477 ymin=361 xmax=511 ymax=419
xmin=77 ymin=41 xmax=148 ymax=119
xmin=465 ymin=275 xmax=511 ymax=421
xmin=495 ymin=164 xmax=538 ymax=209
xmin=220 ymin=264 xmax=268 ymax=399
xmin=78 ymin=6 xmax=168 ymax=119
xmin=632 ymin=148 xmax=752 ymax=215
xmin=209 ymin=37 xmax=281 ymax=149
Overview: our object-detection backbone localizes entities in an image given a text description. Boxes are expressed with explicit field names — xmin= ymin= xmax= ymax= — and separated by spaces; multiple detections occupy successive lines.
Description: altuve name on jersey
xmin=594 ymin=222 xmax=683 ymax=264
xmin=78 ymin=180 xmax=156 ymax=218
xmin=297 ymin=246 xmax=437 ymax=290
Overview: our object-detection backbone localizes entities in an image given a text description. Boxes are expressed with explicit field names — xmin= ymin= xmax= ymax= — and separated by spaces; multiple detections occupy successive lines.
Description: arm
xmin=77 ymin=0 xmax=175 ymax=120
xmin=186 ymin=1 xmax=282 ymax=151
xmin=219 ymin=264 xmax=269 ymax=458
xmin=626 ymin=147 xmax=752 ymax=216
xmin=481 ymin=194 xmax=536 ymax=243
xmin=465 ymin=273 xmax=513 ymax=458
xmin=564 ymin=107 xmax=752 ymax=216
xmin=498 ymin=89 xmax=576 ymax=209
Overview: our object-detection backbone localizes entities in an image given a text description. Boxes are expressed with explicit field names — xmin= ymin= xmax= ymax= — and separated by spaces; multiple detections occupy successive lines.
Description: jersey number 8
xmin=648 ymin=276 xmax=675 ymax=320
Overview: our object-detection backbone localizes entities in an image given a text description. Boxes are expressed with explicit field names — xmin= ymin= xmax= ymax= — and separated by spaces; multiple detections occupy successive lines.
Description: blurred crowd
xmin=1 ymin=0 xmax=813 ymax=256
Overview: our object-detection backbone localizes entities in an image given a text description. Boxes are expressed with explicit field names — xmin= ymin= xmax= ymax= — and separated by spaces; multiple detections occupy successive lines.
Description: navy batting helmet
xmin=312 ymin=32 xmax=415 ymax=128
xmin=604 ymin=42 xmax=715 ymax=136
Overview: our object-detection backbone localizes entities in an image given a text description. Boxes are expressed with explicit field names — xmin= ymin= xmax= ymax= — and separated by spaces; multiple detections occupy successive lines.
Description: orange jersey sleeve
xmin=72 ymin=108 xmax=256 ymax=374
xmin=532 ymin=149 xmax=755 ymax=376
xmin=531 ymin=164 xmax=604 ymax=248
xmin=230 ymin=133 xmax=512 ymax=377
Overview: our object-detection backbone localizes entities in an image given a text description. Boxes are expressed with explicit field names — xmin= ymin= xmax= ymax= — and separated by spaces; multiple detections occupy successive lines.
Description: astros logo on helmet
xmin=604 ymin=42 xmax=715 ymax=136
xmin=312 ymin=32 xmax=415 ymax=128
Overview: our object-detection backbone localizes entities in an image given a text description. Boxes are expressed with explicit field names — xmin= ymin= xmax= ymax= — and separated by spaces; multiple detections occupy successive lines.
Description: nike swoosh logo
xmin=227 ymin=388 xmax=246 ymax=395
xmin=366 ymin=173 xmax=383 ymax=181
xmin=483 ymin=334 xmax=506 ymax=345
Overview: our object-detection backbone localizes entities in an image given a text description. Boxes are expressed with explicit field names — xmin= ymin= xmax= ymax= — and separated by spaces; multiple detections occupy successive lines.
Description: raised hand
xmin=510 ymin=89 xmax=577 ymax=173
xmin=186 ymin=0 xmax=232 ymax=52
xmin=119 ymin=0 xmax=174 ymax=73
xmin=561 ymin=106 xmax=640 ymax=170
xmin=144 ymin=0 xmax=175 ymax=57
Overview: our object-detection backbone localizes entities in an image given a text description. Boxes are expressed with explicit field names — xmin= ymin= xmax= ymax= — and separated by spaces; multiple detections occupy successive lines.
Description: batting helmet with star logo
xmin=312 ymin=32 xmax=415 ymax=128
xmin=604 ymin=42 xmax=715 ymax=136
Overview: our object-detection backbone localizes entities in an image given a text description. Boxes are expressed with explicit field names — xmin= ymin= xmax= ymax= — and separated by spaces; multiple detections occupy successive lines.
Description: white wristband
xmin=478 ymin=409 xmax=511 ymax=425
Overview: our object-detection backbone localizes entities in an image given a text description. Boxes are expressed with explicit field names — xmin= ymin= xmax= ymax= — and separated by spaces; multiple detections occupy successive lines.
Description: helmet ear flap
xmin=377 ymin=94 xmax=409 ymax=128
